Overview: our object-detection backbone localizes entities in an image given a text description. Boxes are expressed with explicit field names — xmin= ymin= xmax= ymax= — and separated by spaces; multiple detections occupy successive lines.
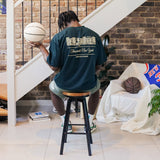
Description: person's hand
xmin=27 ymin=41 xmax=42 ymax=48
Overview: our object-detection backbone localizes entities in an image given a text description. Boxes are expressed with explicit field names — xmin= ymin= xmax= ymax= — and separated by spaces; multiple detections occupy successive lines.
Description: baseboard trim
xmin=16 ymin=100 xmax=53 ymax=107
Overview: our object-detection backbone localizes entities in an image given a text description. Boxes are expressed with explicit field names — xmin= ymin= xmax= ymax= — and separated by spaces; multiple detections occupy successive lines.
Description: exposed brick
xmin=155 ymin=2 xmax=160 ymax=6
xmin=135 ymin=6 xmax=148 ymax=12
xmin=111 ymin=44 xmax=124 ymax=49
xmin=140 ymin=33 xmax=153 ymax=39
xmin=140 ymin=13 xmax=154 ymax=17
xmin=146 ymin=50 xmax=159 ymax=55
xmin=131 ymin=17 xmax=145 ymax=23
xmin=117 ymin=23 xmax=140 ymax=28
xmin=155 ymin=33 xmax=160 ymax=38
xmin=153 ymin=45 xmax=160 ymax=50
xmin=145 ymin=39 xmax=159 ymax=44
xmin=145 ymin=28 xmax=158 ymax=33
xmin=124 ymin=34 xmax=137 ymax=38
xmin=116 ymin=50 xmax=132 ymax=55
xmin=142 ymin=2 xmax=154 ymax=6
xmin=139 ymin=45 xmax=153 ymax=50
xmin=146 ymin=18 xmax=158 ymax=23
xmin=129 ymin=12 xmax=140 ymax=17
xmin=110 ymin=34 xmax=124 ymax=38
xmin=139 ymin=23 xmax=155 ymax=28
xmin=117 ymin=29 xmax=130 ymax=33
xmin=139 ymin=55 xmax=153 ymax=59
xmin=0 ymin=66 xmax=6 ymax=70
xmin=145 ymin=60 xmax=160 ymax=64
xmin=115 ymin=39 xmax=129 ymax=44
xmin=132 ymin=50 xmax=142 ymax=54
xmin=130 ymin=28 xmax=145 ymax=34
xmin=119 ymin=61 xmax=133 ymax=65
xmin=130 ymin=39 xmax=144 ymax=43
xmin=125 ymin=45 xmax=138 ymax=49
xmin=154 ymin=13 xmax=160 ymax=17
xmin=154 ymin=55 xmax=160 ymax=59
xmin=148 ymin=6 xmax=160 ymax=12
xmin=123 ymin=55 xmax=139 ymax=60
xmin=111 ymin=65 xmax=126 ymax=71
xmin=109 ymin=55 xmax=123 ymax=60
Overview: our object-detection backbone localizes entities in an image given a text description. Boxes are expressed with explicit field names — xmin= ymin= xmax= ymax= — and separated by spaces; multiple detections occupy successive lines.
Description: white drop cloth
xmin=96 ymin=62 xmax=160 ymax=135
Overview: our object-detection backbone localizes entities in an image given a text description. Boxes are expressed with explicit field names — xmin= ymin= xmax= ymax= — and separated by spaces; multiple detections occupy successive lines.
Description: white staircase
xmin=5 ymin=0 xmax=146 ymax=126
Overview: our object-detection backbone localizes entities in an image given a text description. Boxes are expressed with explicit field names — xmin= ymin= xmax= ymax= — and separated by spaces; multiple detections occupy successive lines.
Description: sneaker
xmin=52 ymin=107 xmax=58 ymax=113
xmin=90 ymin=122 xmax=97 ymax=133
xmin=61 ymin=122 xmax=72 ymax=133
xmin=84 ymin=122 xmax=97 ymax=133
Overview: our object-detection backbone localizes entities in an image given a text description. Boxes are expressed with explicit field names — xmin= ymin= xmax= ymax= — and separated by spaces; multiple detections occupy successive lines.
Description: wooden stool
xmin=60 ymin=92 xmax=93 ymax=156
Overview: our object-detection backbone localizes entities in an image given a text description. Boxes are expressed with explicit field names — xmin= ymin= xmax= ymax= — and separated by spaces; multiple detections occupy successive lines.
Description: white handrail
xmin=14 ymin=0 xmax=24 ymax=8
xmin=80 ymin=0 xmax=113 ymax=25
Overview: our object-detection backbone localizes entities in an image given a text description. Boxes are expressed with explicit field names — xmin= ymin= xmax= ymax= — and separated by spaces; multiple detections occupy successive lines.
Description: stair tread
xmin=0 ymin=108 xmax=8 ymax=116
xmin=0 ymin=84 xmax=7 ymax=101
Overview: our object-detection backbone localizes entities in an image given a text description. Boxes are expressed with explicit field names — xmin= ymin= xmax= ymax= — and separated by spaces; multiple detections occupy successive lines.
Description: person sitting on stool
xmin=29 ymin=10 xmax=106 ymax=133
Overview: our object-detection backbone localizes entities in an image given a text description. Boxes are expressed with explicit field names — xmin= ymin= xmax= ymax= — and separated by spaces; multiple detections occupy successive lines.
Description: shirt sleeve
xmin=47 ymin=36 xmax=61 ymax=68
xmin=96 ymin=36 xmax=107 ymax=65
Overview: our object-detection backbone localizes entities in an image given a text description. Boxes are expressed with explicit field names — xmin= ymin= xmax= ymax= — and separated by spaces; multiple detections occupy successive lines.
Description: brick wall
xmin=0 ymin=13 xmax=6 ymax=70
xmin=106 ymin=0 xmax=160 ymax=77
xmin=0 ymin=0 xmax=160 ymax=100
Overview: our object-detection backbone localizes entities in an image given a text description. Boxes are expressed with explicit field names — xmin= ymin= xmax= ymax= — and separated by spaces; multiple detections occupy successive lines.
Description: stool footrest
xmin=71 ymin=124 xmax=85 ymax=126
xmin=68 ymin=132 xmax=86 ymax=135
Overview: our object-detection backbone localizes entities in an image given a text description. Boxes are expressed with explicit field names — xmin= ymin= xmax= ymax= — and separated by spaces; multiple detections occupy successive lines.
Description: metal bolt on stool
xmin=60 ymin=92 xmax=93 ymax=156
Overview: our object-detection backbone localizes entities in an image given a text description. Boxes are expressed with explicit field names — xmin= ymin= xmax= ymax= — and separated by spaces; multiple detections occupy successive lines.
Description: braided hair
xmin=58 ymin=10 xmax=79 ymax=30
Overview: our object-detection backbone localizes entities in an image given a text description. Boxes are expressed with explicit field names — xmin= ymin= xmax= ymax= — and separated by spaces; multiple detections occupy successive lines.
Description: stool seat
xmin=60 ymin=91 xmax=93 ymax=156
xmin=62 ymin=92 xmax=90 ymax=97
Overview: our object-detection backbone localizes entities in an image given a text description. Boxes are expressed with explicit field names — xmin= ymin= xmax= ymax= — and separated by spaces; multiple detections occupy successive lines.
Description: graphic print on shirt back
xmin=66 ymin=36 xmax=96 ymax=58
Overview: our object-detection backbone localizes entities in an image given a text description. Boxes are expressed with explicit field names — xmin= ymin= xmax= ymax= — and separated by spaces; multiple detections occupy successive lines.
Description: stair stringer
xmin=15 ymin=50 xmax=53 ymax=101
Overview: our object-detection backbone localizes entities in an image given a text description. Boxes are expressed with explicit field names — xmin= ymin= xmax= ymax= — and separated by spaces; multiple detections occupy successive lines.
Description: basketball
xmin=122 ymin=77 xmax=141 ymax=94
xmin=24 ymin=22 xmax=46 ymax=42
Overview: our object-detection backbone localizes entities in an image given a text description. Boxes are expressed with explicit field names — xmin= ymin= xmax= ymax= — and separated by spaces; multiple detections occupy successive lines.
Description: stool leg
xmin=64 ymin=98 xmax=72 ymax=143
xmin=75 ymin=99 xmax=79 ymax=117
xmin=82 ymin=98 xmax=92 ymax=156
xmin=60 ymin=98 xmax=72 ymax=155
xmin=82 ymin=99 xmax=93 ymax=144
